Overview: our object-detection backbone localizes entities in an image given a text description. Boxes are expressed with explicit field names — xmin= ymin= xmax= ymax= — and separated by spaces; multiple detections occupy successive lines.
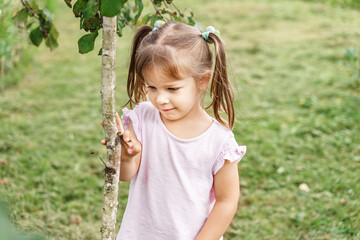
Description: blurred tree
xmin=0 ymin=0 xmax=26 ymax=85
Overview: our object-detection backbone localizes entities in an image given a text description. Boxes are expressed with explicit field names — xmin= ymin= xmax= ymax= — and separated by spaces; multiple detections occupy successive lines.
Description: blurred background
xmin=0 ymin=0 xmax=359 ymax=239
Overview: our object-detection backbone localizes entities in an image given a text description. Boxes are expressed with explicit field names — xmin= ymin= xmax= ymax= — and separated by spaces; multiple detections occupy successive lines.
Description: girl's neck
xmin=160 ymin=105 xmax=213 ymax=139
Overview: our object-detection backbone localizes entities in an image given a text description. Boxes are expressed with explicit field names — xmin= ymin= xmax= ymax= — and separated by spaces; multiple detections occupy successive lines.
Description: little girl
xmin=102 ymin=21 xmax=246 ymax=240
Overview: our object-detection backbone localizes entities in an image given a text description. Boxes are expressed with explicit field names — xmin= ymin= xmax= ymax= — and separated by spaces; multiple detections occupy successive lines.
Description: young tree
xmin=13 ymin=1 xmax=197 ymax=239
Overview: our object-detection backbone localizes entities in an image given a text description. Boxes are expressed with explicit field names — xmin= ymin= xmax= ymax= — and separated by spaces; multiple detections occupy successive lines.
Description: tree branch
xmin=150 ymin=0 xmax=165 ymax=19
xmin=20 ymin=0 xmax=36 ymax=17
xmin=171 ymin=2 xmax=184 ymax=17
xmin=20 ymin=0 xmax=32 ymax=13
xmin=163 ymin=1 xmax=174 ymax=21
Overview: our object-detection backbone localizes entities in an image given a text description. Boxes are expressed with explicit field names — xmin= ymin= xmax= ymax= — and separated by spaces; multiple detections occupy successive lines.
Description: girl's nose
xmin=156 ymin=92 xmax=169 ymax=105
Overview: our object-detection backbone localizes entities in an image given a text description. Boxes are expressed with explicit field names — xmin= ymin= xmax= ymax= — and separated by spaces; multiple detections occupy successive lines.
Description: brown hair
xmin=125 ymin=22 xmax=235 ymax=129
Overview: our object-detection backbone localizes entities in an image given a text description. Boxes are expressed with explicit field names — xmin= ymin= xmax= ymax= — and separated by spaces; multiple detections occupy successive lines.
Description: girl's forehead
xmin=145 ymin=76 xmax=186 ymax=86
xmin=144 ymin=68 xmax=187 ymax=84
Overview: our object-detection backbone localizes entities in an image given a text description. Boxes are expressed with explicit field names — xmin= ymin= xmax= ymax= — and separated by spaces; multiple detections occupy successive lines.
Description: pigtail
xmin=206 ymin=33 xmax=235 ymax=129
xmin=125 ymin=25 xmax=153 ymax=108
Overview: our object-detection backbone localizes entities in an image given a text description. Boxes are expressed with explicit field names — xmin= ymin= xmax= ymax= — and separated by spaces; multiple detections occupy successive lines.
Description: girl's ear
xmin=199 ymin=71 xmax=211 ymax=90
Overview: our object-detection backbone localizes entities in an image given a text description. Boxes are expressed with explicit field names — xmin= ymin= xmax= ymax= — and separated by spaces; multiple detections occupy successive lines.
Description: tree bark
xmin=100 ymin=16 xmax=121 ymax=240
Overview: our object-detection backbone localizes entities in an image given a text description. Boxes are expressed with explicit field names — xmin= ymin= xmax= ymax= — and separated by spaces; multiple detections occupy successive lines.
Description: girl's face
xmin=144 ymin=69 xmax=205 ymax=123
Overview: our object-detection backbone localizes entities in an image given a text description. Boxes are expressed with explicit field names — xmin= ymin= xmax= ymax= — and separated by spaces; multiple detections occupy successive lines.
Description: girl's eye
xmin=147 ymin=86 xmax=156 ymax=90
xmin=168 ymin=88 xmax=179 ymax=91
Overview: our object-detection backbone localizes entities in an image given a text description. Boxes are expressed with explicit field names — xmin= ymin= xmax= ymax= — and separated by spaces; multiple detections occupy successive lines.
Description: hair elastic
xmin=152 ymin=20 xmax=166 ymax=32
xmin=201 ymin=26 xmax=221 ymax=43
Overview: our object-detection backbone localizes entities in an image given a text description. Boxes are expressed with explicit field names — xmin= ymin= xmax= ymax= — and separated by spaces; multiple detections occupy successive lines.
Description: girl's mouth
xmin=162 ymin=108 xmax=175 ymax=112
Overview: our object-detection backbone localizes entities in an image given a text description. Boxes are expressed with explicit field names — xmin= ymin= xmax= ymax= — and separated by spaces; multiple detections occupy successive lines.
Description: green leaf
xmin=12 ymin=8 xmax=28 ymax=28
xmin=184 ymin=7 xmax=194 ymax=18
xmin=154 ymin=0 xmax=163 ymax=6
xmin=64 ymin=0 xmax=72 ymax=8
xmin=45 ymin=24 xmax=59 ymax=50
xmin=45 ymin=33 xmax=58 ymax=51
xmin=28 ymin=1 xmax=40 ymax=12
xmin=82 ymin=15 xmax=101 ymax=32
xmin=78 ymin=31 xmax=98 ymax=54
xmin=73 ymin=0 xmax=88 ymax=18
xmin=42 ymin=9 xmax=53 ymax=24
xmin=98 ymin=48 xmax=102 ymax=56
xmin=141 ymin=13 xmax=150 ymax=25
xmin=50 ymin=23 xmax=60 ymax=39
xmin=37 ymin=12 xmax=51 ymax=38
xmin=172 ymin=14 xmax=182 ymax=23
xmin=116 ymin=16 xmax=126 ymax=37
xmin=187 ymin=17 xmax=195 ymax=26
xmin=83 ymin=0 xmax=98 ymax=20
xmin=122 ymin=6 xmax=131 ymax=22
xmin=26 ymin=22 xmax=34 ymax=29
xmin=30 ymin=27 xmax=43 ymax=46
xmin=134 ymin=0 xmax=143 ymax=24
xmin=38 ymin=9 xmax=53 ymax=34
xmin=101 ymin=0 xmax=126 ymax=18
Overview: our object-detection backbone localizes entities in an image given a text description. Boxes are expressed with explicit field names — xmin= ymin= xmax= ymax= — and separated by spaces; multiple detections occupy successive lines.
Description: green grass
xmin=0 ymin=0 xmax=359 ymax=239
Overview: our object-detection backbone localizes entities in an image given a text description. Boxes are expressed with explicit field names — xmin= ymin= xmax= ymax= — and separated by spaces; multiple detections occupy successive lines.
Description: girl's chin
xmin=160 ymin=112 xmax=181 ymax=121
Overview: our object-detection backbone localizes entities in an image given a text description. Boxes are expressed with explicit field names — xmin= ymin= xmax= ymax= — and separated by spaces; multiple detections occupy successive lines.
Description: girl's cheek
xmin=148 ymin=93 xmax=155 ymax=101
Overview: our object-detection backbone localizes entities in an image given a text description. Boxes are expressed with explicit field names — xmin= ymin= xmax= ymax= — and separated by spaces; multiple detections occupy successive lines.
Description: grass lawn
xmin=0 ymin=0 xmax=359 ymax=239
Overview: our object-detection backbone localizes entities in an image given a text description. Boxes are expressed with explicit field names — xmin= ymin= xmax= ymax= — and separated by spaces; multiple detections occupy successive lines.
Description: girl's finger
xmin=115 ymin=112 xmax=124 ymax=134
xmin=100 ymin=120 xmax=104 ymax=127
xmin=132 ymin=141 xmax=141 ymax=153
xmin=127 ymin=146 xmax=133 ymax=154
xmin=121 ymin=131 xmax=132 ymax=148
xmin=101 ymin=139 xmax=106 ymax=145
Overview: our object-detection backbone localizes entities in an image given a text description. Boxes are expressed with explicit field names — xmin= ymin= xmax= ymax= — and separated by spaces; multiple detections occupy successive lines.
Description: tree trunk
xmin=100 ymin=16 xmax=121 ymax=240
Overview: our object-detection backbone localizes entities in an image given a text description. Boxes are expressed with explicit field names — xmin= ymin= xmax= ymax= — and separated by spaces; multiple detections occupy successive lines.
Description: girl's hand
xmin=100 ymin=112 xmax=141 ymax=160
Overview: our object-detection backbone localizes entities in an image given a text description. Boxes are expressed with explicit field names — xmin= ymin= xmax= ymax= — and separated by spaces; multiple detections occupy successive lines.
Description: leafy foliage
xmin=67 ymin=0 xmax=198 ymax=54
xmin=101 ymin=0 xmax=126 ymax=18
xmin=29 ymin=27 xmax=43 ymax=46
xmin=14 ymin=0 xmax=198 ymax=54
xmin=0 ymin=0 xmax=31 ymax=88
xmin=12 ymin=0 xmax=59 ymax=51
xmin=64 ymin=0 xmax=72 ymax=8
xmin=78 ymin=31 xmax=99 ymax=54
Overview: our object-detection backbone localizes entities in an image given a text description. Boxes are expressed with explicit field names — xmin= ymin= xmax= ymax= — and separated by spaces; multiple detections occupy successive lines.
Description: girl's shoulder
xmin=210 ymin=119 xmax=246 ymax=175
xmin=210 ymin=118 xmax=235 ymax=138
xmin=200 ymin=118 xmax=237 ymax=150
xmin=209 ymin=118 xmax=246 ymax=155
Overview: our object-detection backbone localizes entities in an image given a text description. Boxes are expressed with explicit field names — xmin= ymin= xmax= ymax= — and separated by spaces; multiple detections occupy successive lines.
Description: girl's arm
xmin=195 ymin=160 xmax=240 ymax=240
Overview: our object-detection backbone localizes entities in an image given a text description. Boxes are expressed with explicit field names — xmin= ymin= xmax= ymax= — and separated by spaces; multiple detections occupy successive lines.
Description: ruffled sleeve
xmin=212 ymin=133 xmax=246 ymax=175
xmin=121 ymin=105 xmax=142 ymax=143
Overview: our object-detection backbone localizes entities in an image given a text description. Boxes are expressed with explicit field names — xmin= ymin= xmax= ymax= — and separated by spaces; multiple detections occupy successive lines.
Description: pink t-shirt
xmin=117 ymin=102 xmax=246 ymax=240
